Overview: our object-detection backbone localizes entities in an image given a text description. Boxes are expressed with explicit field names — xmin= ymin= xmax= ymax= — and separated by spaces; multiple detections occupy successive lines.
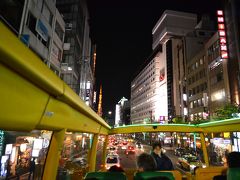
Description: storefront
xmin=0 ymin=130 xmax=52 ymax=179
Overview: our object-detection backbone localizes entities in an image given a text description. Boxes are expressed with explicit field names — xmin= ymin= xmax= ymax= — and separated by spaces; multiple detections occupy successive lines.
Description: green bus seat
xmin=227 ymin=168 xmax=240 ymax=180
xmin=134 ymin=171 xmax=175 ymax=180
xmin=84 ymin=172 xmax=127 ymax=180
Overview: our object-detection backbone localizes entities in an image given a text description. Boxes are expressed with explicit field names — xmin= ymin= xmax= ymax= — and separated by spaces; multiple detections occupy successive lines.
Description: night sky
xmin=87 ymin=0 xmax=223 ymax=116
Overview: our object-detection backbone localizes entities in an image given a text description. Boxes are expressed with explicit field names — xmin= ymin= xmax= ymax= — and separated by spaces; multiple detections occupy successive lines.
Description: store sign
xmin=36 ymin=19 xmax=48 ymax=41
xmin=217 ymin=10 xmax=228 ymax=59
xmin=5 ymin=144 xmax=12 ymax=155
xmin=33 ymin=139 xmax=43 ymax=150
xmin=0 ymin=131 xmax=4 ymax=157
xmin=223 ymin=139 xmax=231 ymax=144
xmin=159 ymin=68 xmax=165 ymax=82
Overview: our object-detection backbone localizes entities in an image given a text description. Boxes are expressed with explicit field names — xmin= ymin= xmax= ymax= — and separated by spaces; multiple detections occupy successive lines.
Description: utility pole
xmin=149 ymin=111 xmax=153 ymax=145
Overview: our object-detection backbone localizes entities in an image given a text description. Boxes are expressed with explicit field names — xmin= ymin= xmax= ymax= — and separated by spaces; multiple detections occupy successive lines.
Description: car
xmin=178 ymin=154 xmax=203 ymax=172
xmin=122 ymin=141 xmax=128 ymax=146
xmin=105 ymin=155 xmax=121 ymax=169
xmin=174 ymin=148 xmax=186 ymax=156
xmin=125 ymin=145 xmax=135 ymax=154
xmin=108 ymin=146 xmax=117 ymax=154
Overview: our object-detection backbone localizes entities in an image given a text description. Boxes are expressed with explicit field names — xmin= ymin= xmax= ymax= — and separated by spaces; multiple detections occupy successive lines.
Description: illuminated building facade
xmin=224 ymin=0 xmax=240 ymax=105
xmin=206 ymin=31 xmax=230 ymax=116
xmin=131 ymin=46 xmax=167 ymax=124
xmin=131 ymin=10 xmax=198 ymax=124
xmin=57 ymin=0 xmax=95 ymax=108
xmin=115 ymin=97 xmax=130 ymax=126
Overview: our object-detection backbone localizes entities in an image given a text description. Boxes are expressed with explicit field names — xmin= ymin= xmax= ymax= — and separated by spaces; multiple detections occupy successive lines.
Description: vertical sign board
xmin=0 ymin=131 xmax=4 ymax=157
xmin=217 ymin=10 xmax=228 ymax=59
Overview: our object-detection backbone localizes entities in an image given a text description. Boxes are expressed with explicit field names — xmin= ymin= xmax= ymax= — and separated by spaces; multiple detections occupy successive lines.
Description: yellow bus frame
xmin=1 ymin=22 xmax=240 ymax=179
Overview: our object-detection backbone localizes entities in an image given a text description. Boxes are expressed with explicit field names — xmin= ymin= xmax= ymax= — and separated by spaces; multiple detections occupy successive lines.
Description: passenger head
xmin=152 ymin=142 xmax=162 ymax=156
xmin=227 ymin=151 xmax=240 ymax=168
xmin=108 ymin=165 xmax=124 ymax=172
xmin=137 ymin=153 xmax=157 ymax=172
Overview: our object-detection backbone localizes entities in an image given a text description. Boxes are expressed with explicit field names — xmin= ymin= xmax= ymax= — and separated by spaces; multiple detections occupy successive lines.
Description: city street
xmin=96 ymin=142 xmax=183 ymax=173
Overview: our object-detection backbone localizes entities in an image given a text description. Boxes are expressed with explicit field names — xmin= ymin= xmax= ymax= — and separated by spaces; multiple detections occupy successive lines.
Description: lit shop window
xmin=0 ymin=130 xmax=52 ymax=179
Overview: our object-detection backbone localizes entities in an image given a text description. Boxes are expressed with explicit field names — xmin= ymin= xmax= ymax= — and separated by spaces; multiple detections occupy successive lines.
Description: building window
xmin=200 ymin=58 xmax=203 ymax=65
xmin=55 ymin=21 xmax=64 ymax=41
xmin=27 ymin=12 xmax=37 ymax=36
xmin=217 ymin=72 xmax=223 ymax=82
xmin=42 ymin=3 xmax=53 ymax=25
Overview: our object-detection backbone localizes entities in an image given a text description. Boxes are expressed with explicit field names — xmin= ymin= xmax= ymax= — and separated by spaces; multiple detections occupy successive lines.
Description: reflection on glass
xmin=57 ymin=132 xmax=92 ymax=179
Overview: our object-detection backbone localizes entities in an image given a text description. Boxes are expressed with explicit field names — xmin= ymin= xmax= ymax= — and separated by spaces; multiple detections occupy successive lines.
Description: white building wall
xmin=154 ymin=47 xmax=168 ymax=122
xmin=131 ymin=50 xmax=168 ymax=124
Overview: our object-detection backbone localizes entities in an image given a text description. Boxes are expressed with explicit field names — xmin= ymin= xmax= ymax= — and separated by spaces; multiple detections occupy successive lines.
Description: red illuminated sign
xmin=217 ymin=10 xmax=228 ymax=59
xmin=218 ymin=24 xmax=225 ymax=30
xmin=217 ymin=10 xmax=223 ymax=16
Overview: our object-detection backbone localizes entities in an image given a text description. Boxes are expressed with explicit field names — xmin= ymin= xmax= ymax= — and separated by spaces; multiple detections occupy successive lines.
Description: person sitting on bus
xmin=108 ymin=165 xmax=124 ymax=172
xmin=213 ymin=151 xmax=240 ymax=180
xmin=151 ymin=142 xmax=173 ymax=171
xmin=137 ymin=153 xmax=157 ymax=172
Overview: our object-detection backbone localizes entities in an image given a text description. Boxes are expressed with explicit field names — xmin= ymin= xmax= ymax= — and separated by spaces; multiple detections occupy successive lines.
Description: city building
xmin=131 ymin=10 xmax=198 ymax=124
xmin=185 ymin=17 xmax=216 ymax=121
xmin=206 ymin=31 xmax=231 ymax=116
xmin=224 ymin=0 xmax=240 ymax=105
xmin=115 ymin=97 xmax=130 ymax=126
xmin=1 ymin=0 xmax=65 ymax=74
xmin=187 ymin=49 xmax=209 ymax=121
xmin=56 ymin=0 xmax=95 ymax=108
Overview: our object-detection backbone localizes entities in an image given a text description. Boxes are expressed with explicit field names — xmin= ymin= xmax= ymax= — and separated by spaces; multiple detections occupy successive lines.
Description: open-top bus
xmin=1 ymin=21 xmax=240 ymax=180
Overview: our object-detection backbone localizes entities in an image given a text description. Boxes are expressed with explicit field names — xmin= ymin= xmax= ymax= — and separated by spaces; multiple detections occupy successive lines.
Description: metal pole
xmin=89 ymin=134 xmax=99 ymax=172
xmin=102 ymin=135 xmax=108 ymax=170
xmin=43 ymin=129 xmax=66 ymax=180
xmin=200 ymin=133 xmax=209 ymax=167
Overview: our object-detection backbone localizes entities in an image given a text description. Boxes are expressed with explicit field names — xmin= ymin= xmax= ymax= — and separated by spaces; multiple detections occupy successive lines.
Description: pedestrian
xmin=151 ymin=142 xmax=173 ymax=171
xmin=213 ymin=151 xmax=240 ymax=180
xmin=136 ymin=153 xmax=157 ymax=172
xmin=28 ymin=158 xmax=36 ymax=180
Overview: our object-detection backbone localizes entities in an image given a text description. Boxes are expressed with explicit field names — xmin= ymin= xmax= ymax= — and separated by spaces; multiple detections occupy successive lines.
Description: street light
xmin=108 ymin=111 xmax=112 ymax=115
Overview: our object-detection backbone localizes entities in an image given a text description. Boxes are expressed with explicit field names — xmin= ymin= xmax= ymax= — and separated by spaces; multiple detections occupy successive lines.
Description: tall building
xmin=115 ymin=97 xmax=130 ymax=126
xmin=224 ymin=0 xmax=240 ymax=105
xmin=186 ymin=17 xmax=216 ymax=121
xmin=131 ymin=46 xmax=166 ymax=124
xmin=131 ymin=10 xmax=198 ymax=124
xmin=152 ymin=10 xmax=198 ymax=122
xmin=1 ymin=0 xmax=65 ymax=74
xmin=56 ymin=0 xmax=95 ymax=108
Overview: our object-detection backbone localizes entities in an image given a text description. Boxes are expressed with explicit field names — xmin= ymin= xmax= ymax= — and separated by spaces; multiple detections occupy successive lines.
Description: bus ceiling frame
xmin=0 ymin=21 xmax=111 ymax=134
xmin=109 ymin=118 xmax=240 ymax=135
xmin=1 ymin=22 xmax=240 ymax=179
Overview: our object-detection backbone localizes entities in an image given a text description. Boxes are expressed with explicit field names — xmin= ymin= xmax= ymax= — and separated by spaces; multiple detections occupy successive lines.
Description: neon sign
xmin=217 ymin=10 xmax=228 ymax=59
xmin=0 ymin=130 xmax=4 ymax=157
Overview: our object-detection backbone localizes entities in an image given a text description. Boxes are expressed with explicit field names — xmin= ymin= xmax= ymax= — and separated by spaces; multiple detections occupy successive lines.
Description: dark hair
xmin=108 ymin=165 xmax=124 ymax=172
xmin=137 ymin=153 xmax=157 ymax=171
xmin=227 ymin=151 xmax=240 ymax=168
xmin=152 ymin=142 xmax=161 ymax=150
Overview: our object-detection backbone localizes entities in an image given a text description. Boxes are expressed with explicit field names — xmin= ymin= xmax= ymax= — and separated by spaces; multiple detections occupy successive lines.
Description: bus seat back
xmin=195 ymin=167 xmax=227 ymax=180
xmin=134 ymin=171 xmax=175 ymax=180
xmin=84 ymin=172 xmax=127 ymax=180
xmin=227 ymin=168 xmax=240 ymax=180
